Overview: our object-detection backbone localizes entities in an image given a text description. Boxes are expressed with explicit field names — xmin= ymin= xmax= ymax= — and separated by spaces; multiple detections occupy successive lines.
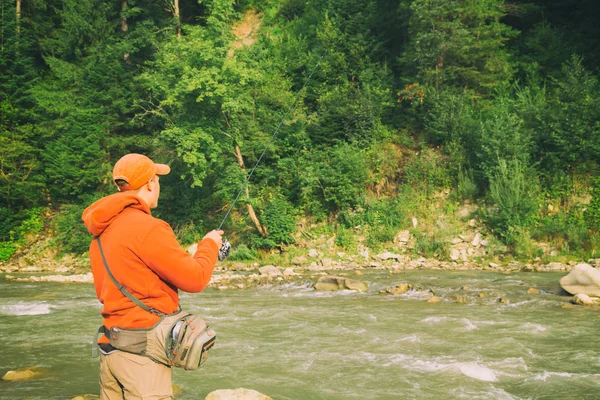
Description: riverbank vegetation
xmin=1 ymin=0 xmax=600 ymax=265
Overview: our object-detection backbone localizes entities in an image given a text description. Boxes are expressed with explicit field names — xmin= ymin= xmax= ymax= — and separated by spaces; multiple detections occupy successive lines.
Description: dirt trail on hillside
xmin=230 ymin=9 xmax=262 ymax=54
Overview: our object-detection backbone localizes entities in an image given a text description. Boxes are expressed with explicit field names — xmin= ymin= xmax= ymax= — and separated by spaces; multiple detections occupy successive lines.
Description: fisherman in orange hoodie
xmin=82 ymin=153 xmax=223 ymax=400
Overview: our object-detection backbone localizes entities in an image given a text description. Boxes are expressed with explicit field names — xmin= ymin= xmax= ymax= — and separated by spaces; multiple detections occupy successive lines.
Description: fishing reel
xmin=218 ymin=239 xmax=231 ymax=261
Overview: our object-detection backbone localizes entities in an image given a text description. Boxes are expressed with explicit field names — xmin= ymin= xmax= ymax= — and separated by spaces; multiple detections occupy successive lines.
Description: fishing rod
xmin=217 ymin=50 xmax=327 ymax=260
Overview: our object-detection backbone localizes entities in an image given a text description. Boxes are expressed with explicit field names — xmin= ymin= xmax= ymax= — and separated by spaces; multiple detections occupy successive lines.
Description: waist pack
xmin=94 ymin=236 xmax=216 ymax=370
xmin=106 ymin=311 xmax=216 ymax=370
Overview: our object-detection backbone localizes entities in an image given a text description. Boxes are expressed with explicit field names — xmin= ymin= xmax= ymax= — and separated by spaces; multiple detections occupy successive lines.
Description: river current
xmin=0 ymin=270 xmax=598 ymax=399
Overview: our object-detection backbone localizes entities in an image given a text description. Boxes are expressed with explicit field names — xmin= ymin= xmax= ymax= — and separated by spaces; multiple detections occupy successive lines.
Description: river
xmin=0 ymin=270 xmax=598 ymax=399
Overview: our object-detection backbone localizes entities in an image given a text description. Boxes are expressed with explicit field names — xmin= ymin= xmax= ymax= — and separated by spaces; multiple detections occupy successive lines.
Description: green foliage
xmin=0 ymin=241 xmax=17 ymax=262
xmin=585 ymin=177 xmax=600 ymax=231
xmin=535 ymin=207 xmax=588 ymax=254
xmin=485 ymin=159 xmax=540 ymax=245
xmin=536 ymin=56 xmax=600 ymax=175
xmin=53 ymin=202 xmax=94 ymax=255
xmin=402 ymin=0 xmax=517 ymax=97
xmin=252 ymin=194 xmax=296 ymax=249
xmin=228 ymin=244 xmax=258 ymax=261
xmin=366 ymin=226 xmax=397 ymax=249
xmin=334 ymin=227 xmax=358 ymax=250
xmin=456 ymin=168 xmax=478 ymax=201
xmin=1 ymin=0 xmax=600 ymax=263
xmin=411 ymin=228 xmax=447 ymax=259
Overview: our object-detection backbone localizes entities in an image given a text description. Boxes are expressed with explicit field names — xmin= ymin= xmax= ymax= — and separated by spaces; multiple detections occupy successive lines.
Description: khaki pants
xmin=100 ymin=351 xmax=172 ymax=400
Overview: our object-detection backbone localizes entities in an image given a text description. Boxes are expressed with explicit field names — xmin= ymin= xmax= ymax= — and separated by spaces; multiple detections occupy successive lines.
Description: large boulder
xmin=314 ymin=276 xmax=368 ymax=292
xmin=205 ymin=388 xmax=272 ymax=400
xmin=560 ymin=263 xmax=600 ymax=297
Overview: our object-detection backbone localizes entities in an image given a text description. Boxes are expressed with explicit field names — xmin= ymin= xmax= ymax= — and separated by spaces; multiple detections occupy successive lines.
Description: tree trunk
xmin=120 ymin=1 xmax=128 ymax=32
xmin=16 ymin=0 xmax=21 ymax=34
xmin=173 ymin=0 xmax=181 ymax=37
xmin=234 ymin=143 xmax=267 ymax=237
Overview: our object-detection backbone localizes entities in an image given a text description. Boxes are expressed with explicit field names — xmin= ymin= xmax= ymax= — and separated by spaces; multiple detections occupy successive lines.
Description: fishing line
xmin=217 ymin=50 xmax=327 ymax=231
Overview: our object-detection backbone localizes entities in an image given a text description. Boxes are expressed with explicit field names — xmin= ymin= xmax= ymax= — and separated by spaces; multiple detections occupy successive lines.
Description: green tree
xmin=402 ymin=0 xmax=517 ymax=97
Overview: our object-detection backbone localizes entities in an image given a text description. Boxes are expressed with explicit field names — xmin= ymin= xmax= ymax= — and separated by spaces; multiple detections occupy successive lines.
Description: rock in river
xmin=314 ymin=276 xmax=368 ymax=292
xmin=560 ymin=263 xmax=600 ymax=297
xmin=205 ymin=388 xmax=272 ymax=400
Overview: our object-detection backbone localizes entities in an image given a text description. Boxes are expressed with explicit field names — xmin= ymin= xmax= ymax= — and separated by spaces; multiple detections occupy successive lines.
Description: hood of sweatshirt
xmin=82 ymin=192 xmax=151 ymax=236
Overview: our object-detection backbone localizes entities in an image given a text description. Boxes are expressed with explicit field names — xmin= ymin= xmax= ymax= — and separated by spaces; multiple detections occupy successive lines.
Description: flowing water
xmin=0 ymin=270 xmax=598 ymax=400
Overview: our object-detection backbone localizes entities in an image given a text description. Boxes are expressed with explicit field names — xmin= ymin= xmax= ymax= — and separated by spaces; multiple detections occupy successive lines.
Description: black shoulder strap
xmin=95 ymin=236 xmax=164 ymax=316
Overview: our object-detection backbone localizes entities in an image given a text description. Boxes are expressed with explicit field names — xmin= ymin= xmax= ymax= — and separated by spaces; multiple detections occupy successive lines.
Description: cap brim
xmin=155 ymin=163 xmax=171 ymax=175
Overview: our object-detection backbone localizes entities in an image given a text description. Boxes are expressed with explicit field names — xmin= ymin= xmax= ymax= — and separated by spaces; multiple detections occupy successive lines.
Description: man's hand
xmin=203 ymin=230 xmax=224 ymax=249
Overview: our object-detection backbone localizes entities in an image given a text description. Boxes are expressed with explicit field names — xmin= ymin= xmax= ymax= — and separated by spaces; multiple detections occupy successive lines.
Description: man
xmin=82 ymin=153 xmax=223 ymax=400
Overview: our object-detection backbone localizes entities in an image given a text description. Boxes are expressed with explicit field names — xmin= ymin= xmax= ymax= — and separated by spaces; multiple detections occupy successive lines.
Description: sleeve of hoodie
xmin=138 ymin=221 xmax=219 ymax=293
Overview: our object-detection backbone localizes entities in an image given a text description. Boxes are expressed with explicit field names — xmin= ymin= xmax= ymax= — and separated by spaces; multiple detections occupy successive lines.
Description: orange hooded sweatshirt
xmin=82 ymin=192 xmax=218 ymax=342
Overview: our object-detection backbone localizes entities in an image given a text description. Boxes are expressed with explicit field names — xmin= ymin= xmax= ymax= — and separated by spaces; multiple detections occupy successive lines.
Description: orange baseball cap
xmin=112 ymin=153 xmax=171 ymax=191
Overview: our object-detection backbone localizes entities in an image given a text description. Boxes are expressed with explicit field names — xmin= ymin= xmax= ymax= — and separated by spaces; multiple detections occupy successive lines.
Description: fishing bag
xmin=94 ymin=236 xmax=216 ymax=370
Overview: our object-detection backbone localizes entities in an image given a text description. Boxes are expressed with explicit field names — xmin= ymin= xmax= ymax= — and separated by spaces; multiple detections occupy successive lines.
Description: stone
xmin=259 ymin=265 xmax=282 ymax=277
xmin=71 ymin=396 xmax=99 ymax=400
xmin=449 ymin=248 xmax=460 ymax=261
xmin=326 ymin=236 xmax=335 ymax=249
xmin=385 ymin=282 xmax=413 ymax=295
xmin=545 ymin=262 xmax=564 ymax=271
xmin=412 ymin=217 xmax=418 ymax=227
xmin=291 ymin=256 xmax=308 ymax=265
xmin=560 ymin=263 xmax=600 ymax=296
xmin=282 ymin=268 xmax=297 ymax=277
xmin=489 ymin=262 xmax=500 ymax=268
xmin=314 ymin=276 xmax=368 ymax=292
xmin=571 ymin=293 xmax=599 ymax=306
xmin=427 ymin=296 xmax=441 ymax=303
xmin=321 ymin=258 xmax=335 ymax=267
xmin=2 ymin=367 xmax=44 ymax=381
xmin=471 ymin=232 xmax=481 ymax=247
xmin=375 ymin=251 xmax=402 ymax=261
xmin=308 ymin=249 xmax=319 ymax=258
xmin=205 ymin=388 xmax=272 ymax=400
xmin=453 ymin=295 xmax=468 ymax=304
xmin=395 ymin=230 xmax=411 ymax=243
xmin=527 ymin=288 xmax=540 ymax=295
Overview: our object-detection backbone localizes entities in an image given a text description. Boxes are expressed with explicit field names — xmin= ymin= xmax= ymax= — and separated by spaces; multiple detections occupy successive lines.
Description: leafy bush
xmin=0 ymin=241 xmax=17 ymax=261
xmin=456 ymin=168 xmax=478 ymax=201
xmin=586 ymin=177 xmax=600 ymax=231
xmin=335 ymin=227 xmax=358 ymax=250
xmin=228 ymin=244 xmax=257 ymax=261
xmin=412 ymin=229 xmax=447 ymax=258
xmin=485 ymin=159 xmax=540 ymax=245
xmin=366 ymin=226 xmax=397 ymax=249
xmin=54 ymin=202 xmax=94 ymax=255
xmin=252 ymin=194 xmax=296 ymax=249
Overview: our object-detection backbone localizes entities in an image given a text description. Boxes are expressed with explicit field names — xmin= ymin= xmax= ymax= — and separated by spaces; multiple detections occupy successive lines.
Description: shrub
xmin=485 ymin=158 xmax=540 ymax=245
xmin=54 ymin=202 xmax=94 ymax=255
xmin=0 ymin=241 xmax=17 ymax=261
xmin=252 ymin=194 xmax=296 ymax=249
xmin=412 ymin=229 xmax=447 ymax=258
xmin=335 ymin=227 xmax=358 ymax=250
xmin=366 ymin=226 xmax=397 ymax=249
xmin=586 ymin=177 xmax=600 ymax=231
xmin=228 ymin=244 xmax=257 ymax=261
xmin=455 ymin=168 xmax=478 ymax=201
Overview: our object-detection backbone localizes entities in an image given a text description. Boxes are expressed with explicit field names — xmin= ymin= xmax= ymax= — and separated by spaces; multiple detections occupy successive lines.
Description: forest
xmin=1 ymin=0 xmax=600 ymax=263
